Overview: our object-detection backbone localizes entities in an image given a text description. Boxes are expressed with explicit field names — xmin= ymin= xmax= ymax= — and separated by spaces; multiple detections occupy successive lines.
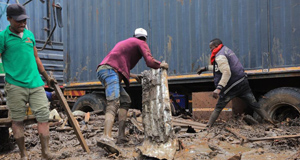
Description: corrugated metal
xmin=0 ymin=0 xmax=64 ymax=84
xmin=269 ymin=0 xmax=300 ymax=67
xmin=63 ymin=0 xmax=300 ymax=84
xmin=1 ymin=0 xmax=63 ymax=42
xmin=23 ymin=0 xmax=63 ymax=43
xmin=63 ymin=0 xmax=150 ymax=83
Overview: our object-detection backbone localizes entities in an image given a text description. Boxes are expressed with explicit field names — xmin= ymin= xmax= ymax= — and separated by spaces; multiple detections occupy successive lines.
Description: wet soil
xmin=0 ymin=114 xmax=300 ymax=160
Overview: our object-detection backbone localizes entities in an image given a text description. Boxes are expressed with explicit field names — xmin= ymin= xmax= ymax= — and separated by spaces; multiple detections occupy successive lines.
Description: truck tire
xmin=72 ymin=93 xmax=107 ymax=112
xmin=258 ymin=87 xmax=300 ymax=122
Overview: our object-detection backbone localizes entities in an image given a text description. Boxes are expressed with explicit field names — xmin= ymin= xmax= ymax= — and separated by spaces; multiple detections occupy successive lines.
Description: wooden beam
xmin=248 ymin=134 xmax=300 ymax=142
xmin=0 ymin=115 xmax=37 ymax=127
xmin=53 ymin=83 xmax=90 ymax=153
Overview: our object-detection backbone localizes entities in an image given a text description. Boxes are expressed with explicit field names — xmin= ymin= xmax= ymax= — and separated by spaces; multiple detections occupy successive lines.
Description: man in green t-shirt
xmin=0 ymin=4 xmax=56 ymax=159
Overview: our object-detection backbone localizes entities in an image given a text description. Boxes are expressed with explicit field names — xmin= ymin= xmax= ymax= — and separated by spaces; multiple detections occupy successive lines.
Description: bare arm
xmin=34 ymin=46 xmax=46 ymax=73
xmin=34 ymin=47 xmax=56 ymax=87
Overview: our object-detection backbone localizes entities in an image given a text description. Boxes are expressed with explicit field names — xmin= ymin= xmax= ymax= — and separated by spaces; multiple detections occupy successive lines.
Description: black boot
xmin=254 ymin=108 xmax=276 ymax=125
xmin=207 ymin=109 xmax=221 ymax=128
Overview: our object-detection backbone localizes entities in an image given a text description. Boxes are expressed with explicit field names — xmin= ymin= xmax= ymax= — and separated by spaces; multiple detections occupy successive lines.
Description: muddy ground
xmin=1 ymin=112 xmax=300 ymax=160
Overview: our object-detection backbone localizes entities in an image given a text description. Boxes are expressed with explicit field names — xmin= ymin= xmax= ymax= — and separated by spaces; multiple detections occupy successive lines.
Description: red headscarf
xmin=210 ymin=44 xmax=223 ymax=64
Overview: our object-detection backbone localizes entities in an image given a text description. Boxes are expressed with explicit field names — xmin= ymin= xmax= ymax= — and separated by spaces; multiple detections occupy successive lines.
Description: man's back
xmin=100 ymin=37 xmax=160 ymax=83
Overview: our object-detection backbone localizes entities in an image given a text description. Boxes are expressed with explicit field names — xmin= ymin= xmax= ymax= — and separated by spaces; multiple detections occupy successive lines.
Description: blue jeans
xmin=97 ymin=68 xmax=131 ymax=115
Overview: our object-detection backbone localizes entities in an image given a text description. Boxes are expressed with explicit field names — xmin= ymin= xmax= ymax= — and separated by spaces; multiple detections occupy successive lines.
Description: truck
xmin=62 ymin=0 xmax=300 ymax=122
xmin=1 ymin=0 xmax=300 ymax=150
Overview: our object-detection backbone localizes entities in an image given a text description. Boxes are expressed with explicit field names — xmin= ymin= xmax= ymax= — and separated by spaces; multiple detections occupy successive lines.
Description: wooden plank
xmin=225 ymin=127 xmax=300 ymax=143
xmin=248 ymin=134 xmax=300 ymax=142
xmin=0 ymin=116 xmax=37 ymax=127
xmin=0 ymin=116 xmax=58 ymax=127
xmin=172 ymin=122 xmax=206 ymax=130
xmin=172 ymin=118 xmax=207 ymax=127
xmin=53 ymin=83 xmax=90 ymax=153
xmin=0 ymin=105 xmax=8 ymax=111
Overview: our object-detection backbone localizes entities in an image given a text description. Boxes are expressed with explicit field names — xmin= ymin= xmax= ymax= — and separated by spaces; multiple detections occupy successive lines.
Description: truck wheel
xmin=72 ymin=93 xmax=107 ymax=112
xmin=258 ymin=87 xmax=300 ymax=122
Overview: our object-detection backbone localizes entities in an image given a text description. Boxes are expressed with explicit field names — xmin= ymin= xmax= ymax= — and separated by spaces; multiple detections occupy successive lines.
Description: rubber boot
xmin=97 ymin=113 xmax=121 ymax=155
xmin=207 ymin=109 xmax=221 ymax=128
xmin=116 ymin=108 xmax=129 ymax=144
xmin=254 ymin=108 xmax=276 ymax=125
xmin=103 ymin=113 xmax=115 ymax=140
xmin=15 ymin=137 xmax=28 ymax=160
xmin=39 ymin=134 xmax=57 ymax=160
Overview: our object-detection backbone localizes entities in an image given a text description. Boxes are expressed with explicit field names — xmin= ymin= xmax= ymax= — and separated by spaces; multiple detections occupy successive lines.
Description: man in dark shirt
xmin=197 ymin=38 xmax=275 ymax=127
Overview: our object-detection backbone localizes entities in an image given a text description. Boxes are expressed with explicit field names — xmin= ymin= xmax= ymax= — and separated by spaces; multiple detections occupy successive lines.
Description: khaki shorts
xmin=5 ymin=83 xmax=50 ymax=122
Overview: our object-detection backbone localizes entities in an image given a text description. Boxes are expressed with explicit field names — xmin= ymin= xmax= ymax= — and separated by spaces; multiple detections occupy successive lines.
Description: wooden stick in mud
xmin=53 ymin=83 xmax=90 ymax=153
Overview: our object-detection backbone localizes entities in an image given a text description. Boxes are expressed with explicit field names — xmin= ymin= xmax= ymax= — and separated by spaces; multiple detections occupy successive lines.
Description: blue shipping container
xmin=62 ymin=0 xmax=300 ymax=85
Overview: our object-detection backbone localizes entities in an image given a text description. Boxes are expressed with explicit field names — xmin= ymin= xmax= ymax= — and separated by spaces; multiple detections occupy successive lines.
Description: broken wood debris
xmin=226 ymin=126 xmax=300 ymax=144
xmin=130 ymin=117 xmax=144 ymax=133
xmin=225 ymin=127 xmax=248 ymax=145
xmin=172 ymin=117 xmax=207 ymax=130
xmin=84 ymin=112 xmax=90 ymax=123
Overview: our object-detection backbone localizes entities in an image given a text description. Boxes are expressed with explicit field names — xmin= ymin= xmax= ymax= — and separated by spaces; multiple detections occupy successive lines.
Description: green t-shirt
xmin=0 ymin=26 xmax=44 ymax=88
